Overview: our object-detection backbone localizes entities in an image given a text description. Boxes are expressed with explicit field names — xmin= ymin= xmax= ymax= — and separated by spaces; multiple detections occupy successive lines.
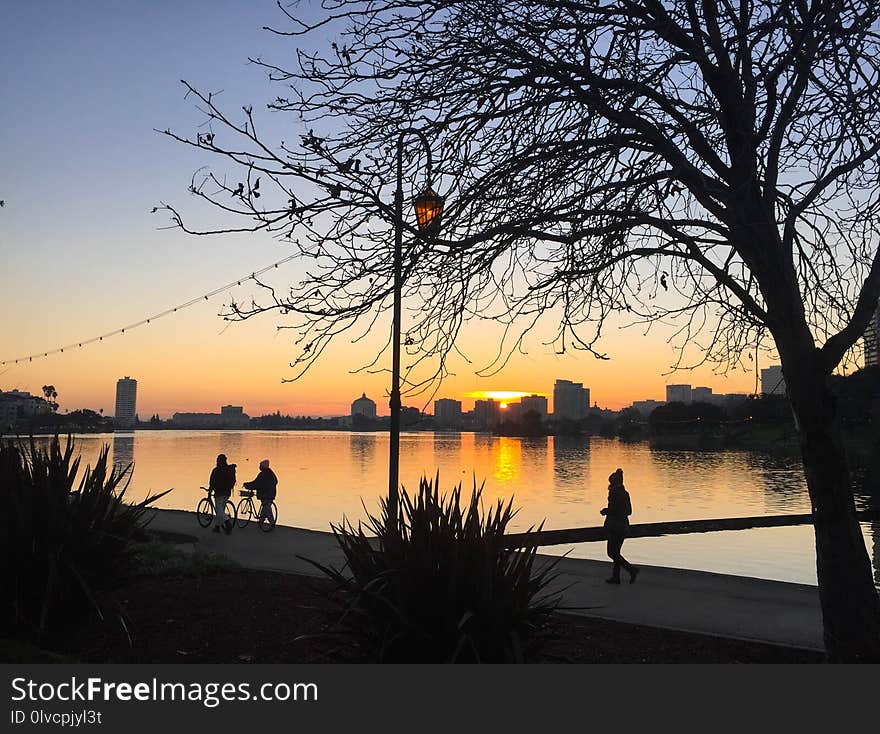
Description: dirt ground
xmin=61 ymin=565 xmax=822 ymax=664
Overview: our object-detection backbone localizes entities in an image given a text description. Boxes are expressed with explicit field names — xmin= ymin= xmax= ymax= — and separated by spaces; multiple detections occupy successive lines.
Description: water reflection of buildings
xmin=858 ymin=471 xmax=880 ymax=587
xmin=111 ymin=433 xmax=135 ymax=470
xmin=520 ymin=435 xmax=549 ymax=485
xmin=348 ymin=432 xmax=377 ymax=474
xmin=216 ymin=431 xmax=246 ymax=466
xmin=871 ymin=522 xmax=880 ymax=588
xmin=433 ymin=430 xmax=462 ymax=468
xmin=551 ymin=435 xmax=591 ymax=495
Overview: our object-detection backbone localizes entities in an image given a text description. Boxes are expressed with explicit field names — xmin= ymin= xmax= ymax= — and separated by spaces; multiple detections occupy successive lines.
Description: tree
xmin=41 ymin=385 xmax=58 ymax=414
xmin=649 ymin=401 xmax=726 ymax=430
xmin=161 ymin=1 xmax=880 ymax=659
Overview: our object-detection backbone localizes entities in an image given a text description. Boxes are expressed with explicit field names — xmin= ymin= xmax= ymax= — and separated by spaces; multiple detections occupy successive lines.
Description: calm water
xmin=48 ymin=430 xmax=880 ymax=587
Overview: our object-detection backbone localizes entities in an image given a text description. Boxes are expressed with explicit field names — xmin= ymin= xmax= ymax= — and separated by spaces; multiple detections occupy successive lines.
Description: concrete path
xmin=146 ymin=508 xmax=824 ymax=652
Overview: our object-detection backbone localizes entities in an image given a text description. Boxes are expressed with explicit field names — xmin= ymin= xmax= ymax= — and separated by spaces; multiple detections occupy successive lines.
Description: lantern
xmin=412 ymin=187 xmax=444 ymax=236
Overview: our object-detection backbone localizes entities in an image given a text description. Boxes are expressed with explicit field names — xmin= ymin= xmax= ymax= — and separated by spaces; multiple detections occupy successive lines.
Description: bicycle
xmin=235 ymin=488 xmax=277 ymax=532
xmin=196 ymin=486 xmax=238 ymax=528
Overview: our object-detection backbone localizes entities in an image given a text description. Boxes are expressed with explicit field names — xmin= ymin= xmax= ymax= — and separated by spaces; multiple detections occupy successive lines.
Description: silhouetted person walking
xmin=243 ymin=458 xmax=278 ymax=524
xmin=209 ymin=453 xmax=236 ymax=534
xmin=601 ymin=467 xmax=639 ymax=584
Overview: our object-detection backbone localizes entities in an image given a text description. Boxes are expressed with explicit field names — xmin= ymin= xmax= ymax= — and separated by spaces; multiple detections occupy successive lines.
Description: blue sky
xmin=0 ymin=1 xmax=759 ymax=416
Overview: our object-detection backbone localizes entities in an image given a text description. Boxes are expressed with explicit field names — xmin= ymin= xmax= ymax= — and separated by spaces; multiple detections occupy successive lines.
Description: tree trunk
xmin=785 ymin=354 xmax=880 ymax=661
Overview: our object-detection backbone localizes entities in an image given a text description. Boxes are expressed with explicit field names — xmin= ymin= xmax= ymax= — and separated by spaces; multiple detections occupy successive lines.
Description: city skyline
xmin=0 ymin=369 xmax=775 ymax=424
xmin=0 ymin=300 xmax=766 ymax=418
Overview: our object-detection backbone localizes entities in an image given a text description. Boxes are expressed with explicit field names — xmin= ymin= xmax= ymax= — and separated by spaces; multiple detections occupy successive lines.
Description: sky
xmin=0 ymin=0 xmax=762 ymax=418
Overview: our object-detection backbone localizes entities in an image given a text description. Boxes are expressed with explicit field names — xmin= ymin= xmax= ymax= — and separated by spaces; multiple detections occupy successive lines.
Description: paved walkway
xmin=146 ymin=508 xmax=824 ymax=651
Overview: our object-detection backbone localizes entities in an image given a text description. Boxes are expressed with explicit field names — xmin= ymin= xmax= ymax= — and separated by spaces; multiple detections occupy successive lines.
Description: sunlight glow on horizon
xmin=465 ymin=390 xmax=541 ymax=401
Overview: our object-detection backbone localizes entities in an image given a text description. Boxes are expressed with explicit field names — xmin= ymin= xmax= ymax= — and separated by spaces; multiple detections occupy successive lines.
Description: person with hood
xmin=243 ymin=458 xmax=278 ymax=524
xmin=600 ymin=467 xmax=639 ymax=584
xmin=209 ymin=453 xmax=236 ymax=534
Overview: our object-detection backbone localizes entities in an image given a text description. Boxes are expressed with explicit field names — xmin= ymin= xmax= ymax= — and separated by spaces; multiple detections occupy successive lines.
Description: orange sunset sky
xmin=0 ymin=268 xmax=761 ymax=418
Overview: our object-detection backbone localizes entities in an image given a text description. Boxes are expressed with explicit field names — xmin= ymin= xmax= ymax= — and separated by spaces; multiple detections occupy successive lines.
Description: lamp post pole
xmin=388 ymin=128 xmax=436 ymax=534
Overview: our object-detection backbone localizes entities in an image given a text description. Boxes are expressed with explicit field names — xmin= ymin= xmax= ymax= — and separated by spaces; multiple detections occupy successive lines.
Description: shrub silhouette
xmin=1 ymin=435 xmax=169 ymax=645
xmin=306 ymin=473 xmax=561 ymax=662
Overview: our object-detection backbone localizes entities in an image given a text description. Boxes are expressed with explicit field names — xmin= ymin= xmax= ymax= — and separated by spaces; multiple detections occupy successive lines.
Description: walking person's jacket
xmin=209 ymin=464 xmax=236 ymax=496
xmin=244 ymin=467 xmax=278 ymax=501
xmin=602 ymin=483 xmax=632 ymax=533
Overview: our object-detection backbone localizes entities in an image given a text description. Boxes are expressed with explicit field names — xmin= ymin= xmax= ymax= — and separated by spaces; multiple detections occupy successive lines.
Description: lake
xmin=46 ymin=430 xmax=880 ymax=587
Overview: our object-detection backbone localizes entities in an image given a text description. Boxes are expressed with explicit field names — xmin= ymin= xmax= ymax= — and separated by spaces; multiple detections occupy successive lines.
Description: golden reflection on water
xmin=493 ymin=437 xmax=522 ymax=484
xmin=32 ymin=430 xmax=880 ymax=586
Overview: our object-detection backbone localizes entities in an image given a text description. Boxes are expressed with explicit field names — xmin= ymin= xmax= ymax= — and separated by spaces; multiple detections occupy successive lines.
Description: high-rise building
xmin=520 ymin=394 xmax=548 ymax=419
xmin=864 ymin=301 xmax=880 ymax=367
xmin=760 ymin=366 xmax=786 ymax=396
xmin=473 ymin=399 xmax=501 ymax=431
xmin=553 ymin=380 xmax=590 ymax=420
xmin=665 ymin=384 xmax=692 ymax=404
xmin=504 ymin=402 xmax=523 ymax=422
xmin=351 ymin=392 xmax=377 ymax=420
xmin=114 ymin=377 xmax=137 ymax=427
xmin=433 ymin=398 xmax=462 ymax=428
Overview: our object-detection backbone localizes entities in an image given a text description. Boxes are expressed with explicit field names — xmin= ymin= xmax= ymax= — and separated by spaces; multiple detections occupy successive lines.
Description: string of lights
xmin=1 ymin=254 xmax=299 ymax=366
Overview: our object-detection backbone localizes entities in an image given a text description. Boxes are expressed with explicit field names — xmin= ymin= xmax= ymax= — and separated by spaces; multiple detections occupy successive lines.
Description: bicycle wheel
xmin=196 ymin=498 xmax=213 ymax=527
xmin=224 ymin=499 xmax=238 ymax=527
xmin=235 ymin=497 xmax=252 ymax=528
xmin=258 ymin=501 xmax=278 ymax=532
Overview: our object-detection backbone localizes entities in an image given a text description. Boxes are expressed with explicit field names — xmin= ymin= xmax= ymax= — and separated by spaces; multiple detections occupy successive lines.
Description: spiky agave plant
xmin=1 ymin=435 xmax=170 ymax=644
xmin=306 ymin=473 xmax=561 ymax=662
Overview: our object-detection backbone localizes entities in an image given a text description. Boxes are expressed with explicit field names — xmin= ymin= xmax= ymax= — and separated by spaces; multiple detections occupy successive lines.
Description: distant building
xmin=219 ymin=405 xmax=249 ymax=428
xmin=0 ymin=389 xmax=51 ymax=417
xmin=114 ymin=377 xmax=137 ymax=427
xmin=865 ymin=301 xmax=880 ymax=367
xmin=401 ymin=406 xmax=422 ymax=425
xmin=171 ymin=405 xmax=250 ymax=428
xmin=434 ymin=398 xmax=462 ymax=428
xmin=520 ymin=394 xmax=549 ymax=419
xmin=473 ymin=399 xmax=501 ymax=431
xmin=553 ymin=380 xmax=590 ymax=420
xmin=0 ymin=389 xmax=51 ymax=430
xmin=504 ymin=402 xmax=523 ymax=423
xmin=761 ymin=366 xmax=786 ymax=396
xmin=351 ymin=392 xmax=377 ymax=420
xmin=665 ymin=384 xmax=692 ymax=404
xmin=171 ymin=412 xmax=222 ymax=428
xmin=0 ymin=401 xmax=16 ymax=430
xmin=691 ymin=386 xmax=713 ymax=403
xmin=631 ymin=399 xmax=665 ymax=416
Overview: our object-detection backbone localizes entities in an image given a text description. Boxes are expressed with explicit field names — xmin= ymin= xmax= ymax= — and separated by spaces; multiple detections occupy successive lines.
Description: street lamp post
xmin=388 ymin=128 xmax=444 ymax=533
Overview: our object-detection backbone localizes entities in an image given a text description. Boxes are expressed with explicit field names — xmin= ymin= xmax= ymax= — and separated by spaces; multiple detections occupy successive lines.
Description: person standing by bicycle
xmin=243 ymin=458 xmax=277 ymax=525
xmin=209 ymin=453 xmax=236 ymax=534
